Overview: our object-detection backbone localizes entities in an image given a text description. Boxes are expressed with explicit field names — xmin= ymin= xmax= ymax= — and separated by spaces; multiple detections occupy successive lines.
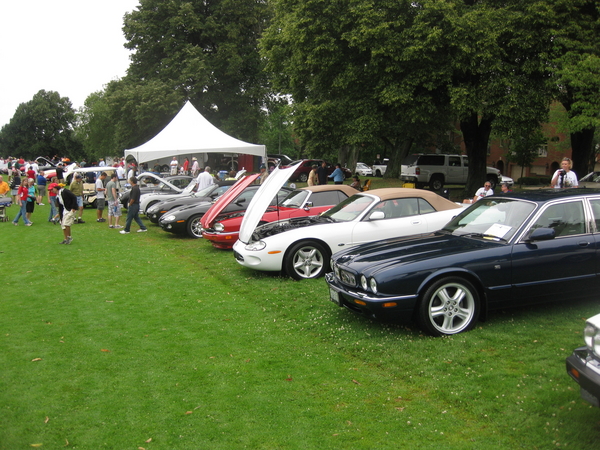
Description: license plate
xmin=329 ymin=288 xmax=341 ymax=306
xmin=581 ymin=387 xmax=600 ymax=407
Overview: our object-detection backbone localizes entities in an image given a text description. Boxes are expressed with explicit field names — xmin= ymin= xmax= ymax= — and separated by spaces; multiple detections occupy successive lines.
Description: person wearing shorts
xmin=106 ymin=173 xmax=123 ymax=229
xmin=95 ymin=172 xmax=107 ymax=222
xmin=50 ymin=183 xmax=78 ymax=245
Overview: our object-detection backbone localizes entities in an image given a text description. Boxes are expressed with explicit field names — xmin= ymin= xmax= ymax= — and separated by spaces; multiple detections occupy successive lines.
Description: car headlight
xmin=244 ymin=240 xmax=266 ymax=251
xmin=214 ymin=223 xmax=225 ymax=232
xmin=584 ymin=321 xmax=600 ymax=356
xmin=339 ymin=270 xmax=356 ymax=286
xmin=369 ymin=278 xmax=378 ymax=294
xmin=163 ymin=214 xmax=176 ymax=222
xmin=360 ymin=275 xmax=368 ymax=291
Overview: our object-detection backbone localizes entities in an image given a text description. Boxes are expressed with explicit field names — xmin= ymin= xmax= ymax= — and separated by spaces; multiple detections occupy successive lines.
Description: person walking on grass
xmin=106 ymin=173 xmax=122 ymax=229
xmin=12 ymin=178 xmax=32 ymax=226
xmin=120 ymin=176 xmax=147 ymax=234
xmin=95 ymin=172 xmax=107 ymax=222
xmin=69 ymin=173 xmax=85 ymax=223
xmin=50 ymin=183 xmax=77 ymax=244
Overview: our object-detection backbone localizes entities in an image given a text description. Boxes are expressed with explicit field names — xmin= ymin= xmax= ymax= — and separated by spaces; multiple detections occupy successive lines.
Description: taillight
xmin=415 ymin=167 xmax=420 ymax=175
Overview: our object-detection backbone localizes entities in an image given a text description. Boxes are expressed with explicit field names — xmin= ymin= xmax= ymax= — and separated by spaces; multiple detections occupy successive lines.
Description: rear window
xmin=416 ymin=155 xmax=445 ymax=166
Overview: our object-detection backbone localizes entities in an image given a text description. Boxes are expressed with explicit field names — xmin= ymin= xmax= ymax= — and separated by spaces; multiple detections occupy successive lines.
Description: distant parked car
xmin=566 ymin=313 xmax=600 ymax=408
xmin=267 ymin=154 xmax=294 ymax=166
xmin=500 ymin=175 xmax=514 ymax=187
xmin=578 ymin=171 xmax=600 ymax=188
xmin=355 ymin=162 xmax=373 ymax=177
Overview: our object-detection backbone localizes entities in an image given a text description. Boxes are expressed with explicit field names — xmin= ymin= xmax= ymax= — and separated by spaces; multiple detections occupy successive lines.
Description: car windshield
xmin=322 ymin=194 xmax=374 ymax=222
xmin=281 ymin=190 xmax=309 ymax=208
xmin=579 ymin=171 xmax=600 ymax=183
xmin=195 ymin=184 xmax=216 ymax=197
xmin=442 ymin=198 xmax=536 ymax=241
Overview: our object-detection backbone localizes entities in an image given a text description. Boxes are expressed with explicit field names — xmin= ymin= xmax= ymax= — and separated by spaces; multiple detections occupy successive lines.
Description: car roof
xmin=299 ymin=184 xmax=358 ymax=196
xmin=490 ymin=188 xmax=600 ymax=203
xmin=366 ymin=188 xmax=462 ymax=211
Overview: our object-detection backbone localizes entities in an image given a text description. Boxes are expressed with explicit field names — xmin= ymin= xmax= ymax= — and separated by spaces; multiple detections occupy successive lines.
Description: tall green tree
xmin=122 ymin=0 xmax=271 ymax=143
xmin=261 ymin=0 xmax=453 ymax=177
xmin=0 ymin=90 xmax=81 ymax=160
xmin=550 ymin=0 xmax=600 ymax=177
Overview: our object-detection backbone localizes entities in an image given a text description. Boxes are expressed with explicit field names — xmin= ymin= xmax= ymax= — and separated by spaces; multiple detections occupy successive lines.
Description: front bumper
xmin=566 ymin=347 xmax=600 ymax=407
xmin=232 ymin=241 xmax=284 ymax=272
xmin=158 ymin=220 xmax=186 ymax=234
xmin=325 ymin=272 xmax=418 ymax=322
xmin=202 ymin=230 xmax=239 ymax=249
xmin=400 ymin=176 xmax=418 ymax=183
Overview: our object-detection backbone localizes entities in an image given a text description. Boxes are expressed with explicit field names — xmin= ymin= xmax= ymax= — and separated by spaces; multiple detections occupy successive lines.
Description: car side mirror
xmin=303 ymin=201 xmax=313 ymax=210
xmin=235 ymin=198 xmax=246 ymax=206
xmin=527 ymin=227 xmax=555 ymax=242
xmin=369 ymin=211 xmax=385 ymax=220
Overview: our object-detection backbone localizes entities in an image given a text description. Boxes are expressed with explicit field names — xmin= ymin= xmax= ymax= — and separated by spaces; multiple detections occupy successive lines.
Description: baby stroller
xmin=0 ymin=196 xmax=12 ymax=222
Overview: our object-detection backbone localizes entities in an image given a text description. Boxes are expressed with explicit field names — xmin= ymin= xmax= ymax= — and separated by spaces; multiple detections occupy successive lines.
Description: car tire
xmin=284 ymin=240 xmax=331 ymax=280
xmin=186 ymin=214 xmax=204 ymax=238
xmin=430 ymin=175 xmax=444 ymax=191
xmin=417 ymin=277 xmax=479 ymax=336
xmin=298 ymin=173 xmax=308 ymax=182
xmin=375 ymin=169 xmax=382 ymax=177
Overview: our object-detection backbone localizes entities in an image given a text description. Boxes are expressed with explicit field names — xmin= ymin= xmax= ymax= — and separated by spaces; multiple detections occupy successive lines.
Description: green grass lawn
xmin=1 ymin=193 xmax=598 ymax=449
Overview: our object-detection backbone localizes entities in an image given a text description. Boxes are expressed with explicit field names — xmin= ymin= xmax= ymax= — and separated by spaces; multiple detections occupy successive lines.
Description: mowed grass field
xmin=1 ymin=178 xmax=599 ymax=449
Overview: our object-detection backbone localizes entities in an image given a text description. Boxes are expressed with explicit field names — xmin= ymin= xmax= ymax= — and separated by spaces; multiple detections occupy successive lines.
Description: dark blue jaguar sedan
xmin=326 ymin=189 xmax=600 ymax=336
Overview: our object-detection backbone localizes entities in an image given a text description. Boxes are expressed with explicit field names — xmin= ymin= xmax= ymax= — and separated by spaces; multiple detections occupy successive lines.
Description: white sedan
xmin=355 ymin=162 xmax=373 ymax=177
xmin=233 ymin=185 xmax=465 ymax=280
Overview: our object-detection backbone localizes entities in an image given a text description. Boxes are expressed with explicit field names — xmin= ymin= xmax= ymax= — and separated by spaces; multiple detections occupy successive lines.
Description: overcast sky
xmin=0 ymin=0 xmax=140 ymax=128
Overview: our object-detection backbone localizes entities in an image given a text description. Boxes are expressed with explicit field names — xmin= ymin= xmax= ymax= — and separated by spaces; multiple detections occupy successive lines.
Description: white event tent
xmin=124 ymin=101 xmax=266 ymax=165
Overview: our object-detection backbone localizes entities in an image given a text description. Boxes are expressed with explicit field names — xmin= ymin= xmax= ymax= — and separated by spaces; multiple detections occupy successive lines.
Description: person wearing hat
xmin=50 ymin=183 xmax=77 ymax=244
xmin=191 ymin=157 xmax=200 ymax=177
xmin=69 ymin=173 xmax=85 ymax=223
xmin=258 ymin=164 xmax=268 ymax=185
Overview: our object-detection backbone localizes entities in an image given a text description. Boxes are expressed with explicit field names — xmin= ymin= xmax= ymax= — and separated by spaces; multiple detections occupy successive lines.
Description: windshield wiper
xmin=460 ymin=232 xmax=507 ymax=243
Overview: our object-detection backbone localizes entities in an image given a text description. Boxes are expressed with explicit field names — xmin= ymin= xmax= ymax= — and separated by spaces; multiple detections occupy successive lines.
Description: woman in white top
xmin=551 ymin=157 xmax=578 ymax=189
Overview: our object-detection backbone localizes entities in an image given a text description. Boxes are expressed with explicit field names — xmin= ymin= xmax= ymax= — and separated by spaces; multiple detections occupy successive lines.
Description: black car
xmin=566 ymin=313 xmax=600 ymax=408
xmin=159 ymin=181 xmax=292 ymax=238
xmin=146 ymin=181 xmax=235 ymax=223
xmin=120 ymin=173 xmax=193 ymax=208
xmin=327 ymin=189 xmax=600 ymax=336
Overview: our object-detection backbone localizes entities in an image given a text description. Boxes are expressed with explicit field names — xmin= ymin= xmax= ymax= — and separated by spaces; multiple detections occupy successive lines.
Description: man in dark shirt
xmin=120 ymin=177 xmax=148 ymax=234
xmin=317 ymin=161 xmax=328 ymax=185
xmin=50 ymin=182 xmax=78 ymax=244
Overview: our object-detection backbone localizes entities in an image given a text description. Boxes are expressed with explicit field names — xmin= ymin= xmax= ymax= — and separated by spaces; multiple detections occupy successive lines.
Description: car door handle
xmin=411 ymin=220 xmax=422 ymax=225
xmin=578 ymin=241 xmax=590 ymax=247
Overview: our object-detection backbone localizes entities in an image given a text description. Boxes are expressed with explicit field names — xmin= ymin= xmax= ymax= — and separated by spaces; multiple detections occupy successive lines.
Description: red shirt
xmin=17 ymin=186 xmax=28 ymax=202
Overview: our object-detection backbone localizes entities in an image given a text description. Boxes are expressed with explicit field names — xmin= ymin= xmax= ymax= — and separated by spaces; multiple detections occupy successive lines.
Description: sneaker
xmin=12 ymin=222 xmax=17 ymax=226
xmin=109 ymin=225 xmax=115 ymax=228
xmin=25 ymin=223 xmax=32 ymax=226
xmin=137 ymin=229 xmax=148 ymax=233
xmin=114 ymin=225 xmax=123 ymax=229
xmin=97 ymin=218 xmax=106 ymax=222
xmin=38 ymin=203 xmax=45 ymax=206
xmin=120 ymin=230 xmax=130 ymax=234
xmin=77 ymin=218 xmax=85 ymax=224
xmin=65 ymin=237 xmax=73 ymax=245
xmin=59 ymin=239 xmax=67 ymax=244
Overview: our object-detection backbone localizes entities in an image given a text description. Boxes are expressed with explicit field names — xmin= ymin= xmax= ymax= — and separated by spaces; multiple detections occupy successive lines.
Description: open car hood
xmin=200 ymin=174 xmax=260 ymax=228
xmin=238 ymin=162 xmax=301 ymax=244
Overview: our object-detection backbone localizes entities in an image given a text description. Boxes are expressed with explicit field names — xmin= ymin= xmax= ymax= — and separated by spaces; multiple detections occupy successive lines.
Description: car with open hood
xmin=145 ymin=181 xmax=236 ymax=223
xmin=326 ymin=189 xmax=600 ymax=336
xmin=201 ymin=184 xmax=358 ymax=249
xmin=233 ymin=164 xmax=465 ymax=280
xmin=158 ymin=174 xmax=292 ymax=238
xmin=119 ymin=173 xmax=193 ymax=208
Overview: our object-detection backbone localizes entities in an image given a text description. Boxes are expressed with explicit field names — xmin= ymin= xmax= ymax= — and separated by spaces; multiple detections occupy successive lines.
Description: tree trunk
xmin=460 ymin=112 xmax=494 ymax=197
xmin=381 ymin=136 xmax=414 ymax=179
xmin=570 ymin=127 xmax=595 ymax=178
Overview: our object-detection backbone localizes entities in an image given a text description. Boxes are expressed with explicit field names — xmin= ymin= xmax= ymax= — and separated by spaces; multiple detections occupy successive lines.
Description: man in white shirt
xmin=170 ymin=157 xmax=179 ymax=175
xmin=95 ymin=172 xmax=107 ymax=222
xmin=473 ymin=182 xmax=494 ymax=202
xmin=196 ymin=166 xmax=214 ymax=190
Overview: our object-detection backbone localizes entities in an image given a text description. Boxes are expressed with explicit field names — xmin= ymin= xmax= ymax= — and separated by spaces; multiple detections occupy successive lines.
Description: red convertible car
xmin=201 ymin=184 xmax=358 ymax=249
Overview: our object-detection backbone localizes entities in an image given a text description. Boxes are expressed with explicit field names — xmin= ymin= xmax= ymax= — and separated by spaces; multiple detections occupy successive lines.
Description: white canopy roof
xmin=124 ymin=101 xmax=266 ymax=164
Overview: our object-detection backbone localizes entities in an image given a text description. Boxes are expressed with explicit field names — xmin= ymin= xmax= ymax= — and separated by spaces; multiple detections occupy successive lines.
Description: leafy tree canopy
xmin=0 ymin=90 xmax=81 ymax=161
